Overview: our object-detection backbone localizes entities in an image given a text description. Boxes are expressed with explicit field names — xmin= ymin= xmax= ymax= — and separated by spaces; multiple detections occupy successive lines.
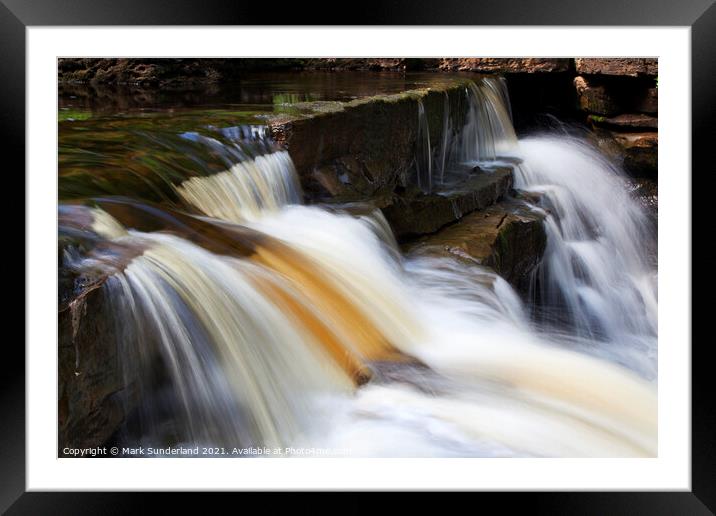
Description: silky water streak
xmin=61 ymin=77 xmax=657 ymax=457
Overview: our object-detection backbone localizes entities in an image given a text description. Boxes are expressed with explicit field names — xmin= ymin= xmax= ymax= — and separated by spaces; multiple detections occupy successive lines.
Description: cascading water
xmin=457 ymin=77 xmax=518 ymax=164
xmin=436 ymin=91 xmax=452 ymax=185
xmin=59 ymin=76 xmax=657 ymax=457
xmin=513 ymin=137 xmax=658 ymax=379
xmin=414 ymin=77 xmax=519 ymax=191
xmin=415 ymin=99 xmax=433 ymax=192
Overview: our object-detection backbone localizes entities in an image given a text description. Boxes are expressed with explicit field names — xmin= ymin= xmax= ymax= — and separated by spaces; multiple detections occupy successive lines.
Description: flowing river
xmin=59 ymin=75 xmax=657 ymax=457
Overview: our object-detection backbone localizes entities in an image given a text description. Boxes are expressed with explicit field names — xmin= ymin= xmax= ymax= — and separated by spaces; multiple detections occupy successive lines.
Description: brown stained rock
xmin=381 ymin=168 xmax=513 ymax=239
xmin=575 ymin=58 xmax=658 ymax=77
xmin=612 ymin=132 xmax=658 ymax=150
xmin=613 ymin=132 xmax=658 ymax=177
xmin=574 ymin=76 xmax=621 ymax=116
xmin=589 ymin=113 xmax=658 ymax=130
xmin=404 ymin=199 xmax=546 ymax=288
xmin=587 ymin=129 xmax=658 ymax=178
xmin=438 ymin=58 xmax=571 ymax=74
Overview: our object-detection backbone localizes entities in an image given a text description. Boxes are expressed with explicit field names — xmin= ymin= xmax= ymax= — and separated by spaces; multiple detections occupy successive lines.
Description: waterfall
xmin=106 ymin=231 xmax=355 ymax=448
xmin=436 ymin=91 xmax=452 ymax=185
xmin=513 ymin=136 xmax=658 ymax=378
xmin=75 ymin=198 xmax=656 ymax=456
xmin=415 ymin=99 xmax=433 ymax=192
xmin=60 ymin=78 xmax=658 ymax=457
xmin=413 ymin=76 xmax=518 ymax=191
xmin=176 ymin=150 xmax=302 ymax=222
xmin=457 ymin=77 xmax=518 ymax=163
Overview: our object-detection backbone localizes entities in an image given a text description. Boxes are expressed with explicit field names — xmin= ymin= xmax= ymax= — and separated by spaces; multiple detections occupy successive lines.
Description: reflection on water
xmin=59 ymin=72 xmax=472 ymax=117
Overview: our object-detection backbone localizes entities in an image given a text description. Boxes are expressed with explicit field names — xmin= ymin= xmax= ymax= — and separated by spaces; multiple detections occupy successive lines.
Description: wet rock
xmin=626 ymin=177 xmax=658 ymax=216
xmin=587 ymin=129 xmax=658 ymax=178
xmin=404 ymin=199 xmax=546 ymax=288
xmin=59 ymin=286 xmax=137 ymax=451
xmin=613 ymin=132 xmax=658 ymax=177
xmin=575 ymin=58 xmax=658 ymax=77
xmin=574 ymin=76 xmax=621 ymax=116
xmin=589 ymin=113 xmax=658 ymax=130
xmin=268 ymin=80 xmax=472 ymax=202
xmin=438 ymin=58 xmax=571 ymax=74
xmin=381 ymin=168 xmax=513 ymax=239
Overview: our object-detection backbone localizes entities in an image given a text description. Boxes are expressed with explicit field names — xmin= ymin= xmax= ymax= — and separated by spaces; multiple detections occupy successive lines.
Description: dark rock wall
xmin=58 ymin=286 xmax=137 ymax=451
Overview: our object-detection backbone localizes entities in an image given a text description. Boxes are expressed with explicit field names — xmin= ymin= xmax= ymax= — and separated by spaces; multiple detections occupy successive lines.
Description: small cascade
xmin=106 ymin=231 xmax=357 ymax=448
xmin=415 ymin=99 xmax=433 ymax=192
xmin=457 ymin=77 xmax=518 ymax=163
xmin=436 ymin=91 xmax=452 ymax=185
xmin=514 ymin=136 xmax=657 ymax=378
xmin=176 ymin=150 xmax=302 ymax=222
xmin=412 ymin=77 xmax=519 ymax=191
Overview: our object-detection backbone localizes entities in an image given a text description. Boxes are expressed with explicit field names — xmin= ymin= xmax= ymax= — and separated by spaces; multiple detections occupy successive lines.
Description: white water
xmin=457 ymin=78 xmax=518 ymax=163
xmin=73 ymin=78 xmax=657 ymax=457
xmin=415 ymin=99 xmax=433 ymax=192
xmin=514 ymin=137 xmax=658 ymax=379
xmin=176 ymin=150 xmax=302 ymax=223
xmin=417 ymin=77 xmax=518 ymax=190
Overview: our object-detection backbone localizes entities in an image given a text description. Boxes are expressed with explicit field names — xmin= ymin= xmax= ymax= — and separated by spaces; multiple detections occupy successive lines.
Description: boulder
xmin=613 ymin=132 xmax=658 ymax=177
xmin=381 ymin=168 xmax=513 ymax=239
xmin=574 ymin=76 xmax=621 ymax=116
xmin=587 ymin=129 xmax=658 ymax=178
xmin=404 ymin=199 xmax=547 ymax=289
xmin=575 ymin=58 xmax=658 ymax=77
xmin=59 ymin=285 xmax=137 ymax=452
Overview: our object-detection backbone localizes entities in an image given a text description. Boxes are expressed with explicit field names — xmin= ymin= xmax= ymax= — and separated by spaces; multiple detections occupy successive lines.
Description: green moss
xmin=58 ymin=109 xmax=92 ymax=122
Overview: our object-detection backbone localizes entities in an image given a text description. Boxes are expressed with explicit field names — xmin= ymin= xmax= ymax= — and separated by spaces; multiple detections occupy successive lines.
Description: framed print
xmin=4 ymin=0 xmax=714 ymax=512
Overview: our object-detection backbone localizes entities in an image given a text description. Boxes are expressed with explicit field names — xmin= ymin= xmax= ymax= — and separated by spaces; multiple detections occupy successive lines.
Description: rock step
xmin=268 ymin=78 xmax=473 ymax=202
xmin=381 ymin=167 xmax=513 ymax=240
xmin=404 ymin=198 xmax=547 ymax=289
xmin=589 ymin=113 xmax=658 ymax=130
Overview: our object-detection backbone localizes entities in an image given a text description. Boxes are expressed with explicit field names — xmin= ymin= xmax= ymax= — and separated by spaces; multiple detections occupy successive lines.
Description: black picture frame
xmin=3 ymin=0 xmax=713 ymax=512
